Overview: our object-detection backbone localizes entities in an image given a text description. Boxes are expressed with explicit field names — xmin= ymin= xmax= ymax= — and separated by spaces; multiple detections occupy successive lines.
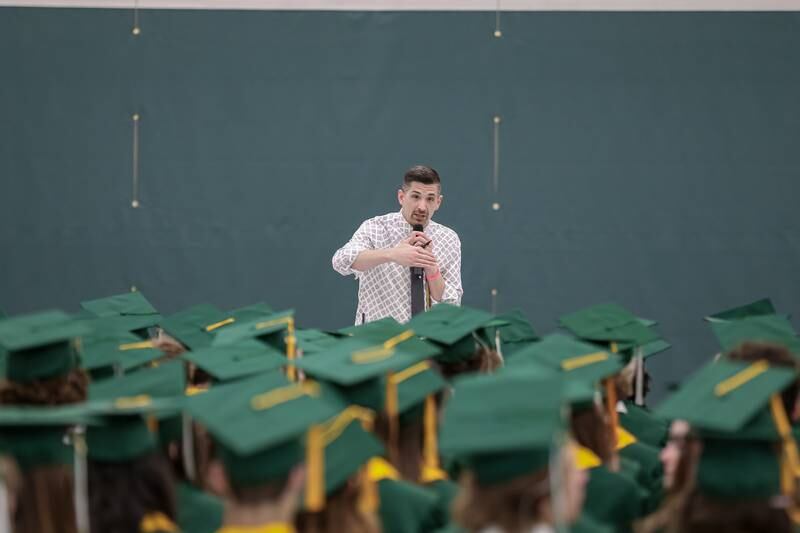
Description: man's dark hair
xmin=403 ymin=165 xmax=440 ymax=189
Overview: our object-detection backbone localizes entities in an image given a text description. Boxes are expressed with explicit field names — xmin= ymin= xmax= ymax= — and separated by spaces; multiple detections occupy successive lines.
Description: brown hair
xmin=88 ymin=451 xmax=177 ymax=533
xmin=674 ymin=489 xmax=792 ymax=533
xmin=570 ymin=404 xmax=615 ymax=465
xmin=726 ymin=341 xmax=799 ymax=415
xmin=14 ymin=464 xmax=78 ymax=533
xmin=403 ymin=165 xmax=440 ymax=189
xmin=435 ymin=347 xmax=503 ymax=381
xmin=636 ymin=431 xmax=701 ymax=533
xmin=374 ymin=412 xmax=424 ymax=482
xmin=0 ymin=369 xmax=89 ymax=406
xmin=452 ymin=469 xmax=551 ymax=532
xmin=295 ymin=477 xmax=381 ymax=533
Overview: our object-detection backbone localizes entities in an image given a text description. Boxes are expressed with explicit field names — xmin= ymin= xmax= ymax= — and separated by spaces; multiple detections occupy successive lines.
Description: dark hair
xmin=675 ymin=489 xmax=792 ymax=533
xmin=434 ymin=348 xmax=503 ymax=381
xmin=295 ymin=478 xmax=381 ymax=533
xmin=0 ymin=368 xmax=89 ymax=406
xmin=725 ymin=341 xmax=799 ymax=415
xmin=403 ymin=166 xmax=440 ymax=189
xmin=15 ymin=464 xmax=77 ymax=533
xmin=453 ymin=469 xmax=551 ymax=532
xmin=88 ymin=451 xmax=177 ymax=533
xmin=570 ymin=404 xmax=615 ymax=465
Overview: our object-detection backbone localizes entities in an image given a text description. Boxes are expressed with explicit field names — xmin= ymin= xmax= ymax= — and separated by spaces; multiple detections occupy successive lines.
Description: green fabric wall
xmin=2 ymin=8 xmax=799 ymax=398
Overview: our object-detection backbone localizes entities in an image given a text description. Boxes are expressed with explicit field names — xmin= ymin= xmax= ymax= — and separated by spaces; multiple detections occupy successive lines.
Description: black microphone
xmin=410 ymin=223 xmax=425 ymax=316
xmin=411 ymin=224 xmax=424 ymax=277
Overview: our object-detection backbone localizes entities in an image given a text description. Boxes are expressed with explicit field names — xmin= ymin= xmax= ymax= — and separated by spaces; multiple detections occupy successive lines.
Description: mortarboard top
xmin=440 ymin=372 xmax=565 ymax=485
xmin=705 ymin=298 xmax=777 ymax=323
xmin=655 ymin=359 xmax=796 ymax=433
xmin=85 ymin=362 xmax=184 ymax=462
xmin=506 ymin=333 xmax=623 ymax=385
xmin=159 ymin=302 xmax=275 ymax=351
xmin=406 ymin=304 xmax=503 ymax=364
xmin=710 ymin=314 xmax=800 ymax=354
xmin=0 ymin=309 xmax=89 ymax=383
xmin=80 ymin=291 xmax=161 ymax=334
xmin=181 ymin=339 xmax=286 ymax=383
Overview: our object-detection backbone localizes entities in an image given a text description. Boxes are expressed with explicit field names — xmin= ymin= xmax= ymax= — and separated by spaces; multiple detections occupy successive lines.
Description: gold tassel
xmin=286 ymin=317 xmax=297 ymax=382
xmin=385 ymin=372 xmax=399 ymax=466
xmin=358 ymin=465 xmax=379 ymax=514
xmin=770 ymin=394 xmax=800 ymax=524
xmin=422 ymin=395 xmax=440 ymax=474
xmin=305 ymin=425 xmax=325 ymax=512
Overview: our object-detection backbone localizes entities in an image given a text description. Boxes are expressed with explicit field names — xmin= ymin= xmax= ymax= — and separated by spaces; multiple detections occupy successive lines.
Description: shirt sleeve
xmin=432 ymin=232 xmax=463 ymax=305
xmin=332 ymin=219 xmax=375 ymax=277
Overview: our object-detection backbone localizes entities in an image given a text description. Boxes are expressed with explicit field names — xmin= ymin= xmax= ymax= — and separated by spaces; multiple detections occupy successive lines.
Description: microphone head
xmin=412 ymin=224 xmax=424 ymax=232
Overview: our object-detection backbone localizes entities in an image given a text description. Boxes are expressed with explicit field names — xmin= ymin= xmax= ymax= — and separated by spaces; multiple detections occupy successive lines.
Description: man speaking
xmin=332 ymin=165 xmax=463 ymax=325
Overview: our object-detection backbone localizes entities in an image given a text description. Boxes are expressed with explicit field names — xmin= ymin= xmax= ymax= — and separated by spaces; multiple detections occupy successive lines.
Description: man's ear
xmin=436 ymin=194 xmax=443 ymax=209
xmin=397 ymin=188 xmax=405 ymax=206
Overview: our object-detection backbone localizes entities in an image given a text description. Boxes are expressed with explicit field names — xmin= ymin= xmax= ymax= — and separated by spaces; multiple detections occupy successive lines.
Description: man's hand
xmin=391 ymin=241 xmax=438 ymax=269
xmin=402 ymin=231 xmax=431 ymax=248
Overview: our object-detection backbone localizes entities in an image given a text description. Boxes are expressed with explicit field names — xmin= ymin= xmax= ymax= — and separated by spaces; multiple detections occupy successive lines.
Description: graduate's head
xmin=398 ymin=165 xmax=442 ymax=227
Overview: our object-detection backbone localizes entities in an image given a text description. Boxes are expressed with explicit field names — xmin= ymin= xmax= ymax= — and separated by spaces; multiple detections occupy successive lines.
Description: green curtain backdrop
xmin=2 ymin=8 xmax=799 ymax=399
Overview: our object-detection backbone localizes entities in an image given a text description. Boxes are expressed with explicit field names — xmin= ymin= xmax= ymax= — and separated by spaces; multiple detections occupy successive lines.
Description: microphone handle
xmin=411 ymin=224 xmax=425 ymax=276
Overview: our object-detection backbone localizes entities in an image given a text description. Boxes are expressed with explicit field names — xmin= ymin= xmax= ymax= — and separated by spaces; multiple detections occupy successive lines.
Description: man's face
xmin=398 ymin=181 xmax=442 ymax=227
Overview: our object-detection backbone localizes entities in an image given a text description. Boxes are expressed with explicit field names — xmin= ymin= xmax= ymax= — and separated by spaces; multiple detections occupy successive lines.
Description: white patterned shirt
xmin=332 ymin=211 xmax=463 ymax=325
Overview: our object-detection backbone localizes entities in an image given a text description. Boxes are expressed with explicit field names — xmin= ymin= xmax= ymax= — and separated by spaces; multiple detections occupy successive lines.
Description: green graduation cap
xmin=705 ymin=298 xmax=777 ymax=323
xmin=312 ymin=406 xmax=384 ymax=498
xmin=0 ymin=404 xmax=98 ymax=471
xmin=79 ymin=328 xmax=164 ymax=379
xmin=657 ymin=357 xmax=796 ymax=501
xmin=506 ymin=333 xmax=623 ymax=385
xmin=406 ymin=304 xmax=500 ymax=364
xmin=186 ymin=372 xmax=338 ymax=492
xmin=710 ymin=314 xmax=800 ymax=354
xmin=159 ymin=302 xmax=275 ymax=351
xmin=292 ymin=332 xmax=446 ymax=479
xmin=212 ymin=309 xmax=295 ymax=350
xmin=85 ymin=365 xmax=184 ymax=463
xmin=0 ymin=309 xmax=89 ymax=383
xmin=440 ymin=372 xmax=565 ymax=485
xmin=486 ymin=309 xmax=539 ymax=358
xmin=655 ymin=359 xmax=796 ymax=433
xmin=80 ymin=291 xmax=162 ymax=335
xmin=559 ymin=303 xmax=662 ymax=355
xmin=294 ymin=329 xmax=342 ymax=356
xmin=181 ymin=339 xmax=287 ymax=383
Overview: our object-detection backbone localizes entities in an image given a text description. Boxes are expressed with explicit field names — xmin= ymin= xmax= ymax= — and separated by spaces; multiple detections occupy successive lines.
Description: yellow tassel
xmin=715 ymin=360 xmax=770 ymax=397
xmin=204 ymin=317 xmax=235 ymax=332
xmin=286 ymin=318 xmax=297 ymax=382
xmin=250 ymin=381 xmax=319 ymax=411
xmin=422 ymin=395 xmax=440 ymax=475
xmin=610 ymin=342 xmax=618 ymax=353
xmin=358 ymin=465 xmax=380 ymax=514
xmin=561 ymin=352 xmax=608 ymax=371
xmin=604 ymin=379 xmax=619 ymax=451
xmin=770 ymin=394 xmax=800 ymax=524
xmin=118 ymin=340 xmax=155 ymax=351
xmin=385 ymin=372 xmax=399 ymax=466
xmin=305 ymin=425 xmax=325 ymax=512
